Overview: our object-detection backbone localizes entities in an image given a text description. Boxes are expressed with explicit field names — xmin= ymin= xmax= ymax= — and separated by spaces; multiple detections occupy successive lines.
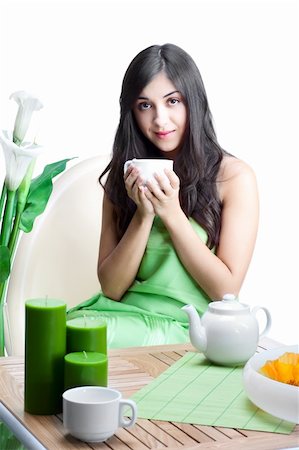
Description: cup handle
xmin=124 ymin=160 xmax=132 ymax=174
xmin=119 ymin=399 xmax=137 ymax=428
xmin=251 ymin=306 xmax=272 ymax=338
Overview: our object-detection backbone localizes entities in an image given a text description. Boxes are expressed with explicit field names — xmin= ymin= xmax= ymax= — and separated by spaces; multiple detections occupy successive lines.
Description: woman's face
xmin=133 ymin=72 xmax=187 ymax=157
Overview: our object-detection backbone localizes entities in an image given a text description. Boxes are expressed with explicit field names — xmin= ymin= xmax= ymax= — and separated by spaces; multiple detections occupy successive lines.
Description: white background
xmin=1 ymin=0 xmax=298 ymax=344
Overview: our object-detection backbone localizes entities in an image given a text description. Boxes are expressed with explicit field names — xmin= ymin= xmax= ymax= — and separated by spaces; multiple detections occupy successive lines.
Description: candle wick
xmin=83 ymin=351 xmax=87 ymax=359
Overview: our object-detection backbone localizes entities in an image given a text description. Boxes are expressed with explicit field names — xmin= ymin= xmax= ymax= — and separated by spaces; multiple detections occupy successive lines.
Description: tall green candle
xmin=66 ymin=316 xmax=107 ymax=354
xmin=64 ymin=352 xmax=108 ymax=390
xmin=25 ymin=298 xmax=66 ymax=414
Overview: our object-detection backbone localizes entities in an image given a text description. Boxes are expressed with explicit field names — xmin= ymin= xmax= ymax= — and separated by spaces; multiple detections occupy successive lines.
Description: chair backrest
xmin=5 ymin=155 xmax=110 ymax=356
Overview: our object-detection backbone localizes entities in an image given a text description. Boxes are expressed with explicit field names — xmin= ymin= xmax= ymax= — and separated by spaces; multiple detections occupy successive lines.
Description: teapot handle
xmin=251 ymin=306 xmax=272 ymax=338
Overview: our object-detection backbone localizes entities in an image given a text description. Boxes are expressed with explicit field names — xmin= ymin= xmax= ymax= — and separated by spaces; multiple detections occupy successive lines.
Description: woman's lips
xmin=155 ymin=130 xmax=175 ymax=139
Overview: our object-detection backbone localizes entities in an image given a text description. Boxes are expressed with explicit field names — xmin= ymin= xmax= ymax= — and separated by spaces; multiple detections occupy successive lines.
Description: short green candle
xmin=25 ymin=298 xmax=66 ymax=414
xmin=66 ymin=316 xmax=107 ymax=354
xmin=64 ymin=352 xmax=108 ymax=390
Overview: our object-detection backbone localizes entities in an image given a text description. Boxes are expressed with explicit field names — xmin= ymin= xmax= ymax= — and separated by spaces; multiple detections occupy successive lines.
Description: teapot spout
xmin=182 ymin=304 xmax=207 ymax=353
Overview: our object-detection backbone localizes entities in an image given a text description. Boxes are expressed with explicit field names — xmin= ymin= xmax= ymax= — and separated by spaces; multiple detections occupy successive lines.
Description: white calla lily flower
xmin=0 ymin=130 xmax=43 ymax=191
xmin=10 ymin=91 xmax=43 ymax=145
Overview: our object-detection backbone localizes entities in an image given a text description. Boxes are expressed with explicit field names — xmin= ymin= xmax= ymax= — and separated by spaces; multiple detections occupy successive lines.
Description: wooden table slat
xmin=170 ymin=422 xmax=217 ymax=444
xmin=139 ymin=419 xmax=184 ymax=447
xmin=91 ymin=434 xmax=132 ymax=450
xmin=154 ymin=421 xmax=200 ymax=447
xmin=192 ymin=424 xmax=233 ymax=441
xmin=214 ymin=426 xmax=247 ymax=439
xmin=161 ymin=351 xmax=183 ymax=362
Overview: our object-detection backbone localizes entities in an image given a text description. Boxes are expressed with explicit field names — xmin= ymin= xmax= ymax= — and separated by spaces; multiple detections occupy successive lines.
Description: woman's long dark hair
xmin=100 ymin=43 xmax=230 ymax=249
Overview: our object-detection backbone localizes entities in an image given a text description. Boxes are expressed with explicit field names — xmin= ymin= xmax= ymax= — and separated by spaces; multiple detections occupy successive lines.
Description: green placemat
xmin=131 ymin=352 xmax=295 ymax=434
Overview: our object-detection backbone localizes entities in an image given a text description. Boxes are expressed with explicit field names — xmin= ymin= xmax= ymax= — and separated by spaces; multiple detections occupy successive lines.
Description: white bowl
xmin=243 ymin=345 xmax=299 ymax=424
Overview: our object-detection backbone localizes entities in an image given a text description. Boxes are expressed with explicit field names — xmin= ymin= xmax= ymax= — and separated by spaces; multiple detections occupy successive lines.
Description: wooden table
xmin=0 ymin=338 xmax=298 ymax=450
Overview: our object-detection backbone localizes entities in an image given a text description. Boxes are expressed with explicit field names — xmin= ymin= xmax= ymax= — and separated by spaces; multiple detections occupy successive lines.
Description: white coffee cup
xmin=63 ymin=386 xmax=137 ymax=443
xmin=124 ymin=158 xmax=173 ymax=185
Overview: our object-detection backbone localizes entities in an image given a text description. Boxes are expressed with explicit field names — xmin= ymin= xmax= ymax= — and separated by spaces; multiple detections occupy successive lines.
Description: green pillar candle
xmin=66 ymin=316 xmax=107 ymax=354
xmin=64 ymin=352 xmax=108 ymax=390
xmin=25 ymin=298 xmax=66 ymax=415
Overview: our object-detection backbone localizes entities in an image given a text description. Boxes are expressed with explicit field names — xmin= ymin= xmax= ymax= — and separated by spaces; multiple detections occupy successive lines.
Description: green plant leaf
xmin=20 ymin=158 xmax=75 ymax=232
xmin=0 ymin=246 xmax=10 ymax=283
xmin=0 ymin=421 xmax=26 ymax=450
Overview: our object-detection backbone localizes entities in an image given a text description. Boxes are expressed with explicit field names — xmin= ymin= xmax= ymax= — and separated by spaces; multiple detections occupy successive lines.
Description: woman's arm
xmin=144 ymin=157 xmax=259 ymax=300
xmin=97 ymin=166 xmax=155 ymax=300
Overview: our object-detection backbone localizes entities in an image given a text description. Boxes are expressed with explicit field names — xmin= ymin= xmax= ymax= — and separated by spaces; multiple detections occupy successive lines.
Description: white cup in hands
xmin=124 ymin=158 xmax=173 ymax=186
xmin=63 ymin=386 xmax=137 ymax=443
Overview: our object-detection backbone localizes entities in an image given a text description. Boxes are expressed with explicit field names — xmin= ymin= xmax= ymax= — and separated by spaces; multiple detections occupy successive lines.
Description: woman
xmin=67 ymin=43 xmax=259 ymax=348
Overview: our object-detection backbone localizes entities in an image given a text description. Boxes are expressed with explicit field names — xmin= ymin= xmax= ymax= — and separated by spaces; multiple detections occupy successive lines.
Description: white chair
xmin=5 ymin=155 xmax=110 ymax=356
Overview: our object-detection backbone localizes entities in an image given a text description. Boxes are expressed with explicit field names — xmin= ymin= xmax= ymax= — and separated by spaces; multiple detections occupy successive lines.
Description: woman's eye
xmin=138 ymin=102 xmax=151 ymax=110
xmin=168 ymin=98 xmax=179 ymax=105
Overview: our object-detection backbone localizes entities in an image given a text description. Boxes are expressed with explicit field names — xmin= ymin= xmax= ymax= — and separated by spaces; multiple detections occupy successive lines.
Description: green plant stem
xmin=8 ymin=210 xmax=21 ymax=257
xmin=0 ymin=189 xmax=16 ymax=356
xmin=1 ymin=206 xmax=23 ymax=356
xmin=0 ymin=282 xmax=7 ymax=356
xmin=0 ymin=164 xmax=36 ymax=356
xmin=0 ymin=303 xmax=4 ymax=356
xmin=0 ymin=190 xmax=16 ymax=247
xmin=0 ymin=183 xmax=7 ymax=222
xmin=8 ymin=161 xmax=36 ymax=260
xmin=0 ymin=283 xmax=5 ymax=306
xmin=0 ymin=207 xmax=20 ymax=356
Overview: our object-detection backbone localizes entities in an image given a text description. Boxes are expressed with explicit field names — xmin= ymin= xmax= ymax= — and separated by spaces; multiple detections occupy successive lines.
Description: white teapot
xmin=182 ymin=294 xmax=272 ymax=366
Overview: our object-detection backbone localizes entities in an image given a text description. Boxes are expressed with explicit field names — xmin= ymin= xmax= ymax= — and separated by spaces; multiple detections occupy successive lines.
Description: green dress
xmin=67 ymin=217 xmax=212 ymax=348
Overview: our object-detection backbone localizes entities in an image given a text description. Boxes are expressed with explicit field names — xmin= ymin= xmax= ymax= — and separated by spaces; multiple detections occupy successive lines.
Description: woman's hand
xmin=144 ymin=169 xmax=181 ymax=222
xmin=124 ymin=165 xmax=155 ymax=217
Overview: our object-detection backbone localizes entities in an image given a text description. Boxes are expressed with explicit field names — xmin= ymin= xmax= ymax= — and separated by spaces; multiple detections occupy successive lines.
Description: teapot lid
xmin=208 ymin=294 xmax=249 ymax=314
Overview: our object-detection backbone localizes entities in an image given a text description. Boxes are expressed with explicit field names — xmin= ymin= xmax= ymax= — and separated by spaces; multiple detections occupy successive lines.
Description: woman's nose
xmin=153 ymin=106 xmax=168 ymax=128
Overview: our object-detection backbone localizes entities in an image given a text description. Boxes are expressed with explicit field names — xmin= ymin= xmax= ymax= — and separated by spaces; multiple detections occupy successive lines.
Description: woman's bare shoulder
xmin=219 ymin=155 xmax=255 ymax=178
xmin=217 ymin=155 xmax=257 ymax=201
